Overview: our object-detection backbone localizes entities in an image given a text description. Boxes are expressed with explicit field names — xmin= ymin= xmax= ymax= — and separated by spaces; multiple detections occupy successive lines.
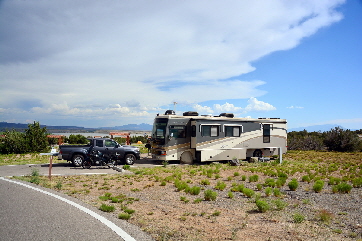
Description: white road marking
xmin=0 ymin=177 xmax=136 ymax=241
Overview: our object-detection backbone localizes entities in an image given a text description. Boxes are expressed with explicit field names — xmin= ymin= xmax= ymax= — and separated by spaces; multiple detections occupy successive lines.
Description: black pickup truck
xmin=58 ymin=138 xmax=140 ymax=167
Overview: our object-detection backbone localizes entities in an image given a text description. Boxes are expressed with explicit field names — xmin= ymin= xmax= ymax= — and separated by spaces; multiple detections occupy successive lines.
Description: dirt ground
xmin=34 ymin=152 xmax=360 ymax=241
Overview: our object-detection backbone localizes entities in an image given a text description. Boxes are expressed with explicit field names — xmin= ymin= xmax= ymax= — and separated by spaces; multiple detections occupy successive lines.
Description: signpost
xmin=40 ymin=147 xmax=58 ymax=180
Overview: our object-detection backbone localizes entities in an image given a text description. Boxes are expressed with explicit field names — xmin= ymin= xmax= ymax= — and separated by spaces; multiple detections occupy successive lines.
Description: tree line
xmin=1 ymin=122 xmax=360 ymax=154
xmin=288 ymin=127 xmax=362 ymax=152
xmin=0 ymin=122 xmax=149 ymax=154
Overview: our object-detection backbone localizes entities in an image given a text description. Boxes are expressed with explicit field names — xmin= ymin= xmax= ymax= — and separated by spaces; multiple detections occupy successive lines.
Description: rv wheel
xmin=180 ymin=151 xmax=193 ymax=165
xmin=253 ymin=149 xmax=263 ymax=158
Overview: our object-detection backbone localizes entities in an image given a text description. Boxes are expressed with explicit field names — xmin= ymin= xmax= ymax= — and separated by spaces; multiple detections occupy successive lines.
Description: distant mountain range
xmin=0 ymin=122 xmax=153 ymax=132
xmin=1 ymin=122 xmax=357 ymax=133
xmin=288 ymin=124 xmax=347 ymax=132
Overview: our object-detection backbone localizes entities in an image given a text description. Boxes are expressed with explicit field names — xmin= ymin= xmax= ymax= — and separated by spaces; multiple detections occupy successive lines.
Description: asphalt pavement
xmin=0 ymin=157 xmax=159 ymax=241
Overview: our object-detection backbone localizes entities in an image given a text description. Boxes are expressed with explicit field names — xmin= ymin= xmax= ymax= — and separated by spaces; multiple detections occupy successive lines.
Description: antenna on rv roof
xmin=173 ymin=102 xmax=177 ymax=113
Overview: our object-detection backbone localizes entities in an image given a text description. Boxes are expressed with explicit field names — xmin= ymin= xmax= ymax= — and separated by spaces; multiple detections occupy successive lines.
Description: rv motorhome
xmin=150 ymin=110 xmax=287 ymax=164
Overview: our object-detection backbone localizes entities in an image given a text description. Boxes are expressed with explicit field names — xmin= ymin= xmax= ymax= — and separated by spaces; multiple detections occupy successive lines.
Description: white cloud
xmin=193 ymin=104 xmax=214 ymax=114
xmin=245 ymin=97 xmax=277 ymax=112
xmin=287 ymin=106 xmax=304 ymax=109
xmin=214 ymin=102 xmax=243 ymax=113
xmin=0 ymin=0 xmax=345 ymax=126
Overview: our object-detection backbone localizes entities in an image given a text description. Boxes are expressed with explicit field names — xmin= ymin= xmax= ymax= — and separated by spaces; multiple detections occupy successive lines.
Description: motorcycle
xmin=82 ymin=149 xmax=119 ymax=169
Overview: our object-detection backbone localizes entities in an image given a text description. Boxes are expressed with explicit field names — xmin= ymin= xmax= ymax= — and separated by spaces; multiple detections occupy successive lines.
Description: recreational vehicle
xmin=150 ymin=110 xmax=287 ymax=164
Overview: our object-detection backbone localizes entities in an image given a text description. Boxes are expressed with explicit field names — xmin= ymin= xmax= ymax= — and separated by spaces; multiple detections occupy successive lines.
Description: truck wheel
xmin=180 ymin=151 xmax=193 ymax=164
xmin=124 ymin=154 xmax=135 ymax=165
xmin=72 ymin=155 xmax=84 ymax=167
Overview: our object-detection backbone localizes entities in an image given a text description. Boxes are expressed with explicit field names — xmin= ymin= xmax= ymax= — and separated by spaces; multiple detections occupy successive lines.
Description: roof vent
xmin=183 ymin=111 xmax=199 ymax=116
xmin=165 ymin=110 xmax=176 ymax=115
xmin=219 ymin=113 xmax=234 ymax=118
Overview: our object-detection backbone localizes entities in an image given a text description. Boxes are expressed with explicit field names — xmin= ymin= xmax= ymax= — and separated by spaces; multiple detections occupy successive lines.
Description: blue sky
xmin=1 ymin=0 xmax=361 ymax=130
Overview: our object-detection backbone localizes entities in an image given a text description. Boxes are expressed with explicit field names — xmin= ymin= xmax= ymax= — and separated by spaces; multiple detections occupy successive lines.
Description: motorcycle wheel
xmin=82 ymin=160 xmax=91 ymax=169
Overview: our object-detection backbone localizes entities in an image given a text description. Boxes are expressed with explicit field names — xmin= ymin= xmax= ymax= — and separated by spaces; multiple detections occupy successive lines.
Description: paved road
xmin=0 ymin=177 xmax=154 ymax=241
xmin=0 ymin=158 xmax=159 ymax=241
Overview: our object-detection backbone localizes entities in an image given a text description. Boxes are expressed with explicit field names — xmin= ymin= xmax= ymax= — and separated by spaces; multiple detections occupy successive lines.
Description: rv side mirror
xmin=169 ymin=133 xmax=174 ymax=140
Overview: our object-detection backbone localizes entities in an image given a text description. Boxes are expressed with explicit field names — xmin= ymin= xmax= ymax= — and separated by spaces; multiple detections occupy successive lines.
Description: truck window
xmin=201 ymin=125 xmax=219 ymax=137
xmin=170 ymin=125 xmax=185 ymax=138
xmin=105 ymin=140 xmax=117 ymax=147
xmin=263 ymin=124 xmax=271 ymax=143
xmin=225 ymin=126 xmax=241 ymax=137
xmin=95 ymin=140 xmax=103 ymax=147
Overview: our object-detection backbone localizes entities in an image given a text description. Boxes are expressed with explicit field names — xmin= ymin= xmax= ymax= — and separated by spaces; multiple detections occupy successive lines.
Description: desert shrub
xmin=333 ymin=183 xmax=352 ymax=194
xmin=233 ymin=172 xmax=240 ymax=177
xmin=328 ymin=177 xmax=341 ymax=185
xmin=273 ymin=188 xmax=282 ymax=197
xmin=230 ymin=184 xmax=244 ymax=192
xmin=273 ymin=199 xmax=288 ymax=210
xmin=249 ymin=175 xmax=259 ymax=182
xmin=174 ymin=180 xmax=189 ymax=191
xmin=352 ymin=177 xmax=362 ymax=188
xmin=313 ymin=180 xmax=324 ymax=193
xmin=256 ymin=199 xmax=270 ymax=213
xmin=204 ymin=190 xmax=217 ymax=201
xmin=243 ymin=188 xmax=255 ymax=198
xmin=293 ymin=213 xmax=305 ymax=223
xmin=276 ymin=177 xmax=287 ymax=187
xmin=288 ymin=179 xmax=299 ymax=191
xmin=301 ymin=175 xmax=311 ymax=183
xmin=317 ymin=209 xmax=334 ymax=224
xmin=188 ymin=186 xmax=201 ymax=195
xmin=215 ymin=181 xmax=227 ymax=191
xmin=118 ymin=213 xmax=131 ymax=220
xmin=200 ymin=179 xmax=210 ymax=185
xmin=99 ymin=204 xmax=115 ymax=212
xmin=265 ymin=187 xmax=273 ymax=197
xmin=241 ymin=175 xmax=246 ymax=181
xmin=256 ymin=183 xmax=263 ymax=191
xmin=264 ymin=178 xmax=276 ymax=187
xmin=123 ymin=165 xmax=131 ymax=170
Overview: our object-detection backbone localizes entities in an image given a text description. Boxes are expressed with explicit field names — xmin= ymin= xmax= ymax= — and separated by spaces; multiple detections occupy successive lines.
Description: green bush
xmin=273 ymin=188 xmax=281 ymax=197
xmin=313 ymin=180 xmax=324 ymax=193
xmin=204 ymin=190 xmax=217 ymax=201
xmin=118 ymin=213 xmax=131 ymax=220
xmin=0 ymin=122 xmax=49 ymax=154
xmin=200 ymin=179 xmax=210 ymax=185
xmin=265 ymin=187 xmax=273 ymax=197
xmin=333 ymin=183 xmax=352 ymax=194
xmin=249 ymin=175 xmax=259 ymax=182
xmin=215 ymin=181 xmax=227 ymax=191
xmin=293 ymin=213 xmax=305 ymax=223
xmin=256 ymin=199 xmax=270 ymax=213
xmin=352 ymin=177 xmax=362 ymax=188
xmin=188 ymin=186 xmax=201 ymax=195
xmin=243 ymin=188 xmax=255 ymax=198
xmin=99 ymin=204 xmax=115 ymax=212
xmin=273 ymin=199 xmax=288 ymax=210
xmin=288 ymin=179 xmax=299 ymax=191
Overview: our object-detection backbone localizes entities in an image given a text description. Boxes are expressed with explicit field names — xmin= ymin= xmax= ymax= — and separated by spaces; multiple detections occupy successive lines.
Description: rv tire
xmin=253 ymin=149 xmax=263 ymax=158
xmin=180 ymin=151 xmax=193 ymax=165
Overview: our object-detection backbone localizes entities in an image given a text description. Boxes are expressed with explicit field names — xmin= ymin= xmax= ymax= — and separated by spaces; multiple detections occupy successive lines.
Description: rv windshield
xmin=152 ymin=118 xmax=168 ymax=144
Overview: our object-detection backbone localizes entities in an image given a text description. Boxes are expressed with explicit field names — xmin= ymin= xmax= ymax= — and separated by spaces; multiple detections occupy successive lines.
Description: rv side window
xmin=170 ymin=125 xmax=186 ymax=138
xmin=225 ymin=126 xmax=240 ymax=137
xmin=263 ymin=124 xmax=271 ymax=143
xmin=201 ymin=125 xmax=219 ymax=137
